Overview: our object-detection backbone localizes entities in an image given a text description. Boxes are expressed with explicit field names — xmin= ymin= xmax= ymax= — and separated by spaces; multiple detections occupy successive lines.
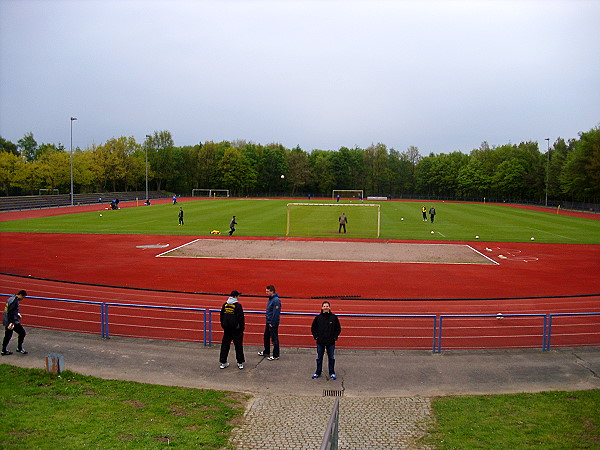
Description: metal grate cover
xmin=323 ymin=389 xmax=344 ymax=397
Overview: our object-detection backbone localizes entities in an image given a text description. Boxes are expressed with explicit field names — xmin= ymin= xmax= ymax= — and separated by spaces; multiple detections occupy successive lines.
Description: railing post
xmin=437 ymin=316 xmax=443 ymax=353
xmin=104 ymin=304 xmax=110 ymax=339
xmin=546 ymin=315 xmax=553 ymax=351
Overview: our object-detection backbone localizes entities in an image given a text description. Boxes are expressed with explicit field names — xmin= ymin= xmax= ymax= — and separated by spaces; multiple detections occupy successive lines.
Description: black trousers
xmin=263 ymin=324 xmax=280 ymax=358
xmin=220 ymin=328 xmax=244 ymax=364
xmin=3 ymin=324 xmax=26 ymax=351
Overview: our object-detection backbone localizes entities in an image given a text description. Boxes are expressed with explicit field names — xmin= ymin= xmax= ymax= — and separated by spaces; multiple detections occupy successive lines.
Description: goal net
xmin=332 ymin=189 xmax=363 ymax=200
xmin=286 ymin=203 xmax=380 ymax=238
xmin=192 ymin=189 xmax=230 ymax=198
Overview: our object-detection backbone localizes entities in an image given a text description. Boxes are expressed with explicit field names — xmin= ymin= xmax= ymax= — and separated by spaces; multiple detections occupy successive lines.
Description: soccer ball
xmin=431 ymin=231 xmax=434 ymax=234
xmin=100 ymin=214 xmax=103 ymax=217
xmin=531 ymin=237 xmax=535 ymax=240
xmin=475 ymin=235 xmax=479 ymax=239
xmin=401 ymin=217 xmax=404 ymax=221
xmin=280 ymin=174 xmax=285 ymax=179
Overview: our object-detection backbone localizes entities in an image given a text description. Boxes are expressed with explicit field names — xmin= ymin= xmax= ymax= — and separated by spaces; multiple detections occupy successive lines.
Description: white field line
xmin=529 ymin=227 xmax=578 ymax=241
xmin=156 ymin=238 xmax=200 ymax=257
xmin=466 ymin=245 xmax=500 ymax=265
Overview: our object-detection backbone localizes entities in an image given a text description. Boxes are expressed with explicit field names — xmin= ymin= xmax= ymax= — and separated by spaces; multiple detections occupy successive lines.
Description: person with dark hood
xmin=2 ymin=290 xmax=28 ymax=356
xmin=219 ymin=290 xmax=245 ymax=369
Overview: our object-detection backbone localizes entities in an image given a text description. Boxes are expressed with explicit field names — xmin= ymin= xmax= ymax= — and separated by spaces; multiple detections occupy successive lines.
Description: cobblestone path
xmin=230 ymin=395 xmax=433 ymax=449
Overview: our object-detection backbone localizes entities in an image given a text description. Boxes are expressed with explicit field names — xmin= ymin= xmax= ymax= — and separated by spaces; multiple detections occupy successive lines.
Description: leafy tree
xmin=0 ymin=137 xmax=19 ymax=156
xmin=18 ymin=132 xmax=38 ymax=162
xmin=256 ymin=144 xmax=287 ymax=195
xmin=457 ymin=157 xmax=491 ymax=198
xmin=560 ymin=126 xmax=600 ymax=202
xmin=146 ymin=130 xmax=175 ymax=191
xmin=35 ymin=145 xmax=70 ymax=192
xmin=0 ymin=151 xmax=23 ymax=194
xmin=308 ymin=150 xmax=335 ymax=196
xmin=285 ymin=146 xmax=311 ymax=195
xmin=217 ymin=148 xmax=254 ymax=194
xmin=493 ymin=159 xmax=526 ymax=198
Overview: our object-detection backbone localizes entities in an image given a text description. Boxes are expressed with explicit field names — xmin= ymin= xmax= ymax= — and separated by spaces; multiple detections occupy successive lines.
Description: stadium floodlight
xmin=286 ymin=202 xmax=380 ymax=238
xmin=70 ymin=117 xmax=77 ymax=206
xmin=545 ymin=138 xmax=550 ymax=207
xmin=145 ymin=134 xmax=151 ymax=201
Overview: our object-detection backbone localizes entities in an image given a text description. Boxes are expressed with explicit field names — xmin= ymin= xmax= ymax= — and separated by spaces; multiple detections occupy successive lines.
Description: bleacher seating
xmin=0 ymin=192 xmax=168 ymax=212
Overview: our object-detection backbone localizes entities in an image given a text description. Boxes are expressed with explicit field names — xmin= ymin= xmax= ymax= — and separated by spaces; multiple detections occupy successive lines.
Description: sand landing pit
xmin=159 ymin=239 xmax=497 ymax=265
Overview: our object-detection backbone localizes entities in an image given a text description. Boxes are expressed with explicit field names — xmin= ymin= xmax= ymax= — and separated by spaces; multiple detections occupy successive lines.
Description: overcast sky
xmin=1 ymin=0 xmax=598 ymax=155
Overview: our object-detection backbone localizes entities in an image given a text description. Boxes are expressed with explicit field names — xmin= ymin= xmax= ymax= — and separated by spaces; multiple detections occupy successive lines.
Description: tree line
xmin=0 ymin=126 xmax=598 ymax=204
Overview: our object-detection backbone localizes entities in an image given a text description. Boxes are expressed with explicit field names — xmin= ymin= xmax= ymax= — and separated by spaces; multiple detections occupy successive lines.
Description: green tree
xmin=0 ymin=137 xmax=19 ymax=156
xmin=146 ymin=131 xmax=175 ymax=191
xmin=0 ymin=151 xmax=24 ymax=195
xmin=217 ymin=148 xmax=254 ymax=194
xmin=457 ymin=157 xmax=491 ymax=198
xmin=560 ymin=126 xmax=600 ymax=202
xmin=285 ymin=146 xmax=311 ymax=195
xmin=493 ymin=159 xmax=526 ymax=198
xmin=18 ymin=132 xmax=38 ymax=162
xmin=35 ymin=145 xmax=70 ymax=192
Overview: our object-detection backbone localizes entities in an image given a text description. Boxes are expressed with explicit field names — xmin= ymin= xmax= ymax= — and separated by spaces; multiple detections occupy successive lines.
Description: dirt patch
xmin=160 ymin=239 xmax=496 ymax=264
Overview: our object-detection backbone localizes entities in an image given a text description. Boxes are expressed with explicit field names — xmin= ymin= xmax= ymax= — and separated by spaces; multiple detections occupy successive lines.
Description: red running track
xmin=1 ymin=201 xmax=599 ymax=349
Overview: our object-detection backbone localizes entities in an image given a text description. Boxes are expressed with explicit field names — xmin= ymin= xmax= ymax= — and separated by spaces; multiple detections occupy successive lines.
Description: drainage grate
xmin=323 ymin=389 xmax=344 ymax=397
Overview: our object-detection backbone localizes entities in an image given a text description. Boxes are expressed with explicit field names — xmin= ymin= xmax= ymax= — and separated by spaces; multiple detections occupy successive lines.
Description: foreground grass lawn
xmin=424 ymin=390 xmax=600 ymax=448
xmin=0 ymin=364 xmax=245 ymax=449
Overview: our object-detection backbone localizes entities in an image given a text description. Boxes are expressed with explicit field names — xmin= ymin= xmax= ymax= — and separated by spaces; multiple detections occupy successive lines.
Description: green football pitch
xmin=1 ymin=199 xmax=599 ymax=244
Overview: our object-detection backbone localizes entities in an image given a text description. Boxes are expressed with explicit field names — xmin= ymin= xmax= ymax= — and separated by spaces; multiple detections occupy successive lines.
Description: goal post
xmin=286 ymin=203 xmax=380 ymax=238
xmin=191 ymin=189 xmax=230 ymax=198
xmin=332 ymin=189 xmax=363 ymax=200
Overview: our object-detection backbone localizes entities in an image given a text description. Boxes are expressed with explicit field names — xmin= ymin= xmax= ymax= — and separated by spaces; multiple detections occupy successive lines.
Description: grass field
xmin=1 ymin=199 xmax=599 ymax=244
xmin=2 ymin=364 xmax=598 ymax=448
xmin=0 ymin=364 xmax=244 ymax=449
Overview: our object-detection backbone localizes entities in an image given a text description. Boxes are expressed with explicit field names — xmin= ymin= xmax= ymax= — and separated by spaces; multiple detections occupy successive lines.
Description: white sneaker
xmin=237 ymin=363 xmax=244 ymax=370
xmin=257 ymin=351 xmax=265 ymax=356
xmin=267 ymin=356 xmax=279 ymax=361
xmin=219 ymin=362 xmax=229 ymax=369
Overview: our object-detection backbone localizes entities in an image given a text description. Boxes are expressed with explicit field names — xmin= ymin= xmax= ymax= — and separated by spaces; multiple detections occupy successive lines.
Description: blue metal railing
xmin=546 ymin=312 xmax=600 ymax=351
xmin=208 ymin=310 xmax=438 ymax=352
xmin=437 ymin=313 xmax=548 ymax=353
xmin=104 ymin=302 xmax=207 ymax=345
xmin=3 ymin=293 xmax=599 ymax=352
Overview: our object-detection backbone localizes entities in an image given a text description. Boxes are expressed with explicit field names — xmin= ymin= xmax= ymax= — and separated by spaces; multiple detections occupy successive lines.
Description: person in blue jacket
xmin=2 ymin=290 xmax=28 ymax=356
xmin=258 ymin=285 xmax=281 ymax=360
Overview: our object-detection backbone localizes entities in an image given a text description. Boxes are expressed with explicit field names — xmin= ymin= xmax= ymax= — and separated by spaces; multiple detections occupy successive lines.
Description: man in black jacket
xmin=311 ymin=301 xmax=341 ymax=380
xmin=219 ymin=290 xmax=245 ymax=369
xmin=2 ymin=290 xmax=28 ymax=356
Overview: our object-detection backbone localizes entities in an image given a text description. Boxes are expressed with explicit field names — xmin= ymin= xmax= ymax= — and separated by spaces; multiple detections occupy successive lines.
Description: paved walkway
xmin=3 ymin=328 xmax=600 ymax=449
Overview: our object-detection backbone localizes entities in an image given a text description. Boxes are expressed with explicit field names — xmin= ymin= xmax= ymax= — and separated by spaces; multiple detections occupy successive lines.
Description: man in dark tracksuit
xmin=258 ymin=285 xmax=281 ymax=360
xmin=219 ymin=290 xmax=245 ymax=369
xmin=311 ymin=301 xmax=341 ymax=379
xmin=2 ymin=290 xmax=28 ymax=356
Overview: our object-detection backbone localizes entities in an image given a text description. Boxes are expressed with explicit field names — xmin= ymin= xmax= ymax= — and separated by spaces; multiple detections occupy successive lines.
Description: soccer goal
xmin=191 ymin=189 xmax=230 ymax=198
xmin=286 ymin=203 xmax=380 ymax=238
xmin=39 ymin=189 xmax=59 ymax=195
xmin=332 ymin=189 xmax=363 ymax=200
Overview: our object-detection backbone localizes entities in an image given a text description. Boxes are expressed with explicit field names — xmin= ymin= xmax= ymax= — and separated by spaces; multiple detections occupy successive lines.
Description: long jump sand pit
xmin=159 ymin=239 xmax=497 ymax=265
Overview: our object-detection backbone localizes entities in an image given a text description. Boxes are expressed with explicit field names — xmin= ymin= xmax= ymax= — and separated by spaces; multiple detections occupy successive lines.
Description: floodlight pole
xmin=545 ymin=138 xmax=550 ymax=207
xmin=70 ymin=117 xmax=77 ymax=206
xmin=145 ymin=134 xmax=151 ymax=201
